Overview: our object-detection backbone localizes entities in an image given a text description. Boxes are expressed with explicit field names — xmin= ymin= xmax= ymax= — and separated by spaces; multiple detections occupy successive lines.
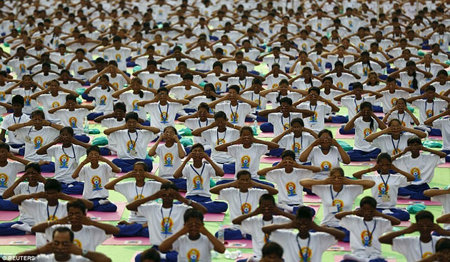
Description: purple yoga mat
xmin=225 ymin=239 xmax=253 ymax=249
xmin=328 ymin=241 xmax=351 ymax=251
xmin=204 ymin=213 xmax=225 ymax=222
xmin=0 ymin=235 xmax=36 ymax=245
xmin=0 ymin=210 xmax=20 ymax=220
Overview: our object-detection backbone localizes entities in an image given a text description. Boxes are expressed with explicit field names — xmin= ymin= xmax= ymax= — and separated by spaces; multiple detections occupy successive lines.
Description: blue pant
xmin=332 ymin=115 xmax=349 ymax=123
xmin=112 ymin=158 xmax=153 ymax=173
xmin=260 ymin=122 xmax=273 ymax=133
xmin=82 ymin=93 xmax=95 ymax=102
xmin=0 ymin=221 xmax=25 ymax=236
xmin=186 ymin=195 xmax=228 ymax=213
xmin=89 ymin=197 xmax=117 ymax=212
xmin=87 ymin=112 xmax=104 ymax=121
xmin=168 ymin=178 xmax=187 ymax=191
xmin=442 ymin=150 xmax=450 ymax=162
xmin=40 ymin=162 xmax=55 ymax=173
xmin=9 ymin=143 xmax=24 ymax=149
xmin=100 ymin=147 xmax=111 ymax=156
xmin=222 ymin=163 xmax=235 ymax=174
xmin=428 ymin=128 xmax=442 ymax=136
xmin=267 ymin=148 xmax=284 ymax=157
xmin=115 ymin=223 xmax=149 ymax=238
xmin=61 ymin=181 xmax=84 ymax=195
xmin=0 ymin=196 xmax=19 ymax=211
xmin=215 ymin=178 xmax=274 ymax=188
xmin=245 ymin=115 xmax=268 ymax=123
xmin=347 ymin=149 xmax=381 ymax=161
xmin=310 ymin=225 xmax=349 ymax=242
xmin=214 ymin=227 xmax=252 ymax=240
xmin=341 ymin=259 xmax=387 ymax=262
xmin=135 ymin=245 xmax=178 ymax=262
xmin=74 ymin=135 xmax=90 ymax=143
xmin=339 ymin=126 xmax=355 ymax=134
xmin=373 ymin=105 xmax=383 ymax=113
xmin=398 ymin=183 xmax=431 ymax=200
xmin=376 ymin=208 xmax=410 ymax=221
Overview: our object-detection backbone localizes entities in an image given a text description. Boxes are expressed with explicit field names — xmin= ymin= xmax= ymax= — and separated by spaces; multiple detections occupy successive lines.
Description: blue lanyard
xmin=27 ymin=183 xmax=39 ymax=194
xmin=354 ymin=97 xmax=365 ymax=112
xmin=310 ymin=104 xmax=318 ymax=122
xmin=363 ymin=220 xmax=377 ymax=246
xmin=158 ymin=102 xmax=169 ymax=123
xmin=161 ymin=206 xmax=174 ymax=237
xmin=391 ymin=136 xmax=401 ymax=154
xmin=238 ymin=78 xmax=247 ymax=90
xmin=47 ymin=202 xmax=59 ymax=221
xmin=216 ymin=129 xmax=226 ymax=145
xmin=397 ymin=112 xmax=406 ymax=125
xmin=296 ymin=234 xmax=311 ymax=261
xmin=198 ymin=119 xmax=207 ymax=128
xmin=190 ymin=163 xmax=205 ymax=177
xmin=239 ymin=191 xmax=250 ymax=214
xmin=230 ymin=103 xmax=239 ymax=124
xmin=380 ymin=174 xmax=390 ymax=193
xmin=135 ymin=184 xmax=145 ymax=199
xmin=251 ymin=92 xmax=261 ymax=109
xmin=12 ymin=115 xmax=22 ymax=124
xmin=61 ymin=145 xmax=76 ymax=159
xmin=262 ymin=218 xmax=273 ymax=243
xmin=419 ymin=238 xmax=434 ymax=258
xmin=293 ymin=135 xmax=303 ymax=154
xmin=127 ymin=130 xmax=138 ymax=149
xmin=281 ymin=114 xmax=291 ymax=131
xmin=329 ymin=185 xmax=341 ymax=201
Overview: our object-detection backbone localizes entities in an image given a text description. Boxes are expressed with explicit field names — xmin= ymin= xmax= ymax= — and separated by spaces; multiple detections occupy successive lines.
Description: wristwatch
xmin=82 ymin=249 xmax=88 ymax=257
xmin=187 ymin=199 xmax=193 ymax=206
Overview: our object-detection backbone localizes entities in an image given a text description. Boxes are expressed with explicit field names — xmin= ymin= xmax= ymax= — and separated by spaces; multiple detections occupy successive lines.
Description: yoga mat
xmin=310 ymin=204 xmax=321 ymax=218
xmin=222 ymin=174 xmax=235 ymax=179
xmin=234 ymin=253 xmax=253 ymax=261
xmin=397 ymin=221 xmax=411 ymax=227
xmin=103 ymin=236 xmax=150 ymax=245
xmin=303 ymin=194 xmax=322 ymax=203
xmin=428 ymin=136 xmax=443 ymax=140
xmin=325 ymin=123 xmax=344 ymax=127
xmin=225 ymin=239 xmax=253 ymax=249
xmin=396 ymin=199 xmax=441 ymax=206
xmin=346 ymin=161 xmax=376 ymax=166
xmin=0 ymin=210 xmax=20 ymax=220
xmin=334 ymin=255 xmax=396 ymax=262
xmin=257 ymin=132 xmax=275 ymax=138
xmin=261 ymin=156 xmax=281 ymax=164
xmin=335 ymin=133 xmax=354 ymax=139
xmin=71 ymin=195 xmax=83 ymax=198
xmin=204 ymin=213 xmax=225 ymax=222
xmin=328 ymin=241 xmax=351 ymax=251
xmin=0 ymin=235 xmax=36 ymax=245
xmin=439 ymin=162 xmax=450 ymax=168
xmin=87 ymin=202 xmax=126 ymax=221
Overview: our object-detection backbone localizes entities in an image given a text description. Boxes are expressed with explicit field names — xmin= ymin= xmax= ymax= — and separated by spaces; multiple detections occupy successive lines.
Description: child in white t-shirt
xmin=94 ymin=102 xmax=128 ymax=156
xmin=5 ymin=74 xmax=43 ymax=115
xmin=383 ymin=98 xmax=420 ymax=128
xmin=104 ymin=112 xmax=160 ymax=172
xmin=159 ymin=208 xmax=226 ymax=261
xmin=0 ymin=95 xmax=30 ymax=154
xmin=258 ymin=150 xmax=321 ymax=213
xmin=353 ymin=153 xmax=415 ymax=221
xmin=72 ymin=146 xmax=121 ymax=211
xmin=84 ymin=74 xmax=117 ymax=120
xmin=173 ymin=143 xmax=228 ymax=213
xmin=148 ymin=126 xmax=186 ymax=189
xmin=264 ymin=206 xmax=345 ymax=262
xmin=335 ymin=196 xmax=400 ymax=262
xmin=424 ymin=107 xmax=450 ymax=162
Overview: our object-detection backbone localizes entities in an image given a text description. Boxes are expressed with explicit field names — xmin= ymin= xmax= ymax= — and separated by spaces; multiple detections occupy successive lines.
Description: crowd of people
xmin=0 ymin=0 xmax=449 ymax=261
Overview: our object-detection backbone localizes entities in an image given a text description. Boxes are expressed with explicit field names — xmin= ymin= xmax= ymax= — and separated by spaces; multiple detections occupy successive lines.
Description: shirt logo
xmin=214 ymin=82 xmax=222 ymax=92
xmin=59 ymin=154 xmax=69 ymax=168
xmin=241 ymin=202 xmax=252 ymax=214
xmin=310 ymin=111 xmax=318 ymax=123
xmin=426 ymin=109 xmax=434 ymax=118
xmin=25 ymin=96 xmax=31 ymax=106
xmin=91 ymin=176 xmax=102 ymax=190
xmin=378 ymin=183 xmax=389 ymax=196
xmin=115 ymin=53 xmax=122 ymax=62
xmin=301 ymin=43 xmax=307 ymax=51
xmin=47 ymin=215 xmax=58 ymax=221
xmin=19 ymin=64 xmax=26 ymax=73
xmin=99 ymin=95 xmax=107 ymax=106
xmin=216 ymin=138 xmax=225 ymax=145
xmin=134 ymin=194 xmax=144 ymax=200
xmin=0 ymin=173 xmax=8 ymax=188
xmin=74 ymin=239 xmax=82 ymax=248
xmin=69 ymin=117 xmax=77 ymax=128
xmin=132 ymin=100 xmax=139 ymax=111
xmin=147 ymin=79 xmax=154 ymax=88
xmin=160 ymin=112 xmax=168 ymax=123
xmin=316 ymin=58 xmax=322 ymax=67
xmin=299 ymin=247 xmax=312 ymax=262
xmin=126 ymin=140 xmax=136 ymax=153
xmin=337 ymin=82 xmax=343 ymax=89
xmin=363 ymin=128 xmax=372 ymax=138
xmin=272 ymin=84 xmax=279 ymax=89
xmin=193 ymin=176 xmax=203 ymax=190
xmin=293 ymin=142 xmax=301 ymax=153
xmin=332 ymin=199 xmax=344 ymax=212
xmin=60 ymin=59 xmax=65 ymax=67
xmin=361 ymin=230 xmax=372 ymax=247
xmin=0 ymin=92 xmax=5 ymax=101
xmin=52 ymin=101 xmax=60 ymax=108
xmin=161 ymin=216 xmax=173 ymax=235
xmin=241 ymin=155 xmax=250 ymax=169
xmin=187 ymin=249 xmax=200 ymax=262
xmin=321 ymin=161 xmax=331 ymax=171
xmin=411 ymin=167 xmax=421 ymax=181
xmin=164 ymin=153 xmax=174 ymax=167
xmin=230 ymin=112 xmax=239 ymax=124
xmin=392 ymin=148 xmax=401 ymax=155
xmin=34 ymin=136 xmax=43 ymax=149
xmin=286 ymin=182 xmax=297 ymax=196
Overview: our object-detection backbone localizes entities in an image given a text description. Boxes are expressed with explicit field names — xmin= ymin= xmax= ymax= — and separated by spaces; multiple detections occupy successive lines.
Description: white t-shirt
xmin=137 ymin=72 xmax=162 ymax=89
xmin=412 ymin=100 xmax=448 ymax=124
xmin=119 ymin=91 xmax=154 ymax=120
xmin=145 ymin=102 xmax=183 ymax=131
xmin=100 ymin=119 xmax=124 ymax=151
xmin=340 ymin=216 xmax=392 ymax=260
xmin=47 ymin=145 xmax=86 ymax=184
xmin=114 ymin=181 xmax=162 ymax=223
xmin=434 ymin=119 xmax=450 ymax=150
xmin=271 ymin=230 xmax=337 ymax=262
xmin=156 ymin=143 xmax=186 ymax=179
xmin=393 ymin=235 xmax=441 ymax=262
xmin=297 ymin=102 xmax=332 ymax=132
xmin=371 ymin=133 xmax=414 ymax=156
xmin=103 ymin=47 xmax=131 ymax=71
xmin=54 ymin=109 xmax=89 ymax=135
xmin=241 ymin=216 xmax=291 ymax=259
xmin=110 ymin=130 xmax=156 ymax=160
xmin=138 ymin=203 xmax=190 ymax=246
xmin=219 ymin=188 xmax=267 ymax=221
xmin=242 ymin=91 xmax=268 ymax=112
xmin=216 ymin=102 xmax=252 ymax=127
xmin=0 ymin=161 xmax=25 ymax=194
xmin=362 ymin=174 xmax=408 ymax=209
xmin=386 ymin=111 xmax=415 ymax=128
xmin=15 ymin=126 xmax=59 ymax=162
xmin=0 ymin=113 xmax=30 ymax=144
xmin=35 ymin=254 xmax=87 ymax=262
xmin=266 ymin=92 xmax=302 ymax=108
xmin=307 ymin=146 xmax=343 ymax=179
xmin=201 ymin=128 xmax=240 ymax=164
xmin=45 ymin=224 xmax=109 ymax=251
xmin=379 ymin=90 xmax=410 ymax=113
xmin=185 ymin=118 xmax=214 ymax=147
xmin=394 ymin=154 xmax=444 ymax=185
xmin=268 ymin=112 xmax=303 ymax=136
xmin=228 ymin=144 xmax=268 ymax=178
xmin=182 ymin=162 xmax=216 ymax=198
xmin=11 ymin=88 xmax=39 ymax=115
xmin=21 ymin=200 xmax=68 ymax=247
xmin=79 ymin=163 xmax=116 ymax=199
xmin=173 ymin=234 xmax=214 ymax=262
xmin=341 ymin=96 xmax=376 ymax=119
xmin=89 ymin=87 xmax=114 ymax=114
xmin=36 ymin=94 xmax=67 ymax=122
xmin=278 ymin=133 xmax=315 ymax=163
xmin=353 ymin=118 xmax=379 ymax=152
xmin=14 ymin=182 xmax=45 ymax=225
xmin=267 ymin=168 xmax=313 ymax=205
xmin=312 ymin=185 xmax=363 ymax=227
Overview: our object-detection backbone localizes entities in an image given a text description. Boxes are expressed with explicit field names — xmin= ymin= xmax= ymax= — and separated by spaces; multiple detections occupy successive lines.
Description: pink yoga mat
xmin=303 ymin=194 xmax=322 ymax=203
xmin=0 ymin=235 xmax=36 ymax=245
xmin=439 ymin=162 xmax=450 ymax=168
xmin=396 ymin=199 xmax=441 ymax=206
xmin=325 ymin=123 xmax=344 ymax=127
xmin=0 ymin=210 xmax=20 ymax=220
xmin=334 ymin=255 xmax=396 ymax=262
xmin=428 ymin=136 xmax=443 ymax=140
xmin=258 ymin=132 xmax=275 ymax=138
xmin=103 ymin=236 xmax=150 ymax=245
xmin=398 ymin=221 xmax=411 ymax=227
xmin=222 ymin=174 xmax=235 ymax=179
xmin=235 ymin=253 xmax=253 ymax=261
xmin=328 ymin=241 xmax=351 ymax=251
xmin=261 ymin=156 xmax=281 ymax=164
xmin=225 ymin=239 xmax=253 ymax=249
xmin=335 ymin=133 xmax=354 ymax=139
xmin=87 ymin=202 xmax=126 ymax=221
xmin=204 ymin=213 xmax=225 ymax=222
xmin=346 ymin=161 xmax=376 ymax=166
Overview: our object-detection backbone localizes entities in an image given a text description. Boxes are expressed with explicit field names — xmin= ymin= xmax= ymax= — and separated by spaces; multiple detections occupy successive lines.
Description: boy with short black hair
xmin=0 ymin=95 xmax=30 ymax=154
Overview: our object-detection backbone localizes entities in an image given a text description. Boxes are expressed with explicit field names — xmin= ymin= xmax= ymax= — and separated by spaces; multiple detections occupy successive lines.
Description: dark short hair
xmin=134 ymin=161 xmax=149 ymax=172
xmin=281 ymin=150 xmax=295 ymax=160
xmin=236 ymin=170 xmax=251 ymax=179
xmin=296 ymin=206 xmax=314 ymax=220
xmin=191 ymin=143 xmax=204 ymax=152
xmin=407 ymin=136 xmax=422 ymax=146
xmin=160 ymin=182 xmax=178 ymax=191
xmin=45 ymin=179 xmax=62 ymax=192
xmin=141 ymin=248 xmax=161 ymax=262
xmin=52 ymin=227 xmax=74 ymax=242
xmin=183 ymin=208 xmax=204 ymax=223
xmin=262 ymin=242 xmax=283 ymax=259
xmin=360 ymin=196 xmax=377 ymax=209
xmin=67 ymin=199 xmax=86 ymax=215
xmin=86 ymin=145 xmax=100 ymax=155
xmin=0 ymin=142 xmax=10 ymax=152
xmin=125 ymin=112 xmax=139 ymax=122
xmin=415 ymin=210 xmax=434 ymax=223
